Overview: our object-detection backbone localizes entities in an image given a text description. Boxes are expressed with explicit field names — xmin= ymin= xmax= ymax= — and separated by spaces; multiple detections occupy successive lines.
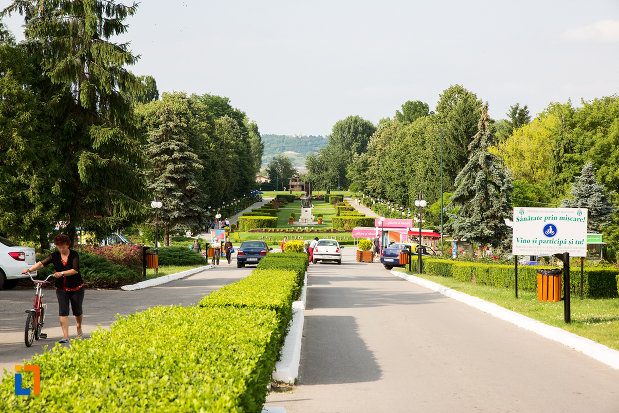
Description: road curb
xmin=120 ymin=266 xmax=213 ymax=291
xmin=392 ymin=269 xmax=619 ymax=370
xmin=273 ymin=271 xmax=308 ymax=383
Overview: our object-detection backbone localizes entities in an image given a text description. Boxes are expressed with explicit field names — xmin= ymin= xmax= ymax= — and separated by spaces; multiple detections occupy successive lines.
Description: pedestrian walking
xmin=212 ymin=241 xmax=221 ymax=265
xmin=224 ymin=238 xmax=234 ymax=264
xmin=281 ymin=237 xmax=288 ymax=252
xmin=22 ymin=234 xmax=85 ymax=343
xmin=373 ymin=237 xmax=380 ymax=261
xmin=192 ymin=239 xmax=201 ymax=253
xmin=309 ymin=237 xmax=319 ymax=263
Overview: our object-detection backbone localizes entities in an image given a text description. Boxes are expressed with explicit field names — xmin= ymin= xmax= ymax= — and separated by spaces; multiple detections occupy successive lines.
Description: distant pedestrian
xmin=281 ymin=237 xmax=288 ymax=252
xmin=192 ymin=239 xmax=201 ymax=253
xmin=212 ymin=241 xmax=221 ymax=265
xmin=309 ymin=237 xmax=319 ymax=263
xmin=373 ymin=237 xmax=380 ymax=260
xmin=224 ymin=238 xmax=233 ymax=264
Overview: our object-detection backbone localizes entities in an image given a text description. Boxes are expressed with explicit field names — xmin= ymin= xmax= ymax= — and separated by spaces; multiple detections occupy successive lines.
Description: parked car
xmin=312 ymin=239 xmax=342 ymax=264
xmin=380 ymin=243 xmax=412 ymax=269
xmin=0 ymin=236 xmax=37 ymax=289
xmin=237 ymin=240 xmax=271 ymax=268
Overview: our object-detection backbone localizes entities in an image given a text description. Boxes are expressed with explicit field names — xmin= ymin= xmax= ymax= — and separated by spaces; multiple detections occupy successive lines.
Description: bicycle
xmin=24 ymin=272 xmax=54 ymax=347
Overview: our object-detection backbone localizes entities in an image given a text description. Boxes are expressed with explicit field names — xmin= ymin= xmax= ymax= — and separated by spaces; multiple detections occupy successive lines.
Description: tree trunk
xmin=165 ymin=225 xmax=170 ymax=247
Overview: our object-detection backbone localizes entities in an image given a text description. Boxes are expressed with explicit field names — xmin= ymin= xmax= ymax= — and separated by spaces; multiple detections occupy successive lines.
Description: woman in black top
xmin=23 ymin=234 xmax=85 ymax=343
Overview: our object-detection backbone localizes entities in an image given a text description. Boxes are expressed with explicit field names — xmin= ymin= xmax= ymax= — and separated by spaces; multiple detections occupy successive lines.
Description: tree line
xmin=307 ymin=85 xmax=619 ymax=257
xmin=0 ymin=2 xmax=263 ymax=247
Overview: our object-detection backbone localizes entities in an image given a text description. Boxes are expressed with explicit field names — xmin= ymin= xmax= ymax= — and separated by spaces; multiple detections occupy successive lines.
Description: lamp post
xmin=414 ymin=192 xmax=427 ymax=273
xmin=379 ymin=216 xmax=385 ymax=255
xmin=150 ymin=200 xmax=163 ymax=275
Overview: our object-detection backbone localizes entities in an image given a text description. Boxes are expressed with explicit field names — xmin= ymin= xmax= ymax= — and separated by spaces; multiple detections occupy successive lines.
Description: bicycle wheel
xmin=35 ymin=307 xmax=45 ymax=340
xmin=25 ymin=311 xmax=35 ymax=347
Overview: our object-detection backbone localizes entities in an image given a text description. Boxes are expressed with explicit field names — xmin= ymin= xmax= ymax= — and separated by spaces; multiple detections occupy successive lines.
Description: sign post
xmin=512 ymin=208 xmax=587 ymax=323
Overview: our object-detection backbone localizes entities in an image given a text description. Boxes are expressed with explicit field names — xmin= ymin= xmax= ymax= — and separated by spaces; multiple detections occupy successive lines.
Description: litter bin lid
xmin=537 ymin=268 xmax=562 ymax=276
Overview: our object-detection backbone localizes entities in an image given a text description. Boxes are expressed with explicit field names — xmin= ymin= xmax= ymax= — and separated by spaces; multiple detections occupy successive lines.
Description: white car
xmin=312 ymin=239 xmax=342 ymax=264
xmin=0 ymin=236 xmax=37 ymax=289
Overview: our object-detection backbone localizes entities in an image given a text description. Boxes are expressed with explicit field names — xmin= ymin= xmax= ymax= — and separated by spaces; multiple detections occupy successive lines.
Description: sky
xmin=2 ymin=0 xmax=618 ymax=136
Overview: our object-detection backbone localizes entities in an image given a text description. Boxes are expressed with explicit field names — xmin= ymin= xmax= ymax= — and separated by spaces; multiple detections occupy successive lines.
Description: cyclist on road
xmin=23 ymin=234 xmax=84 ymax=344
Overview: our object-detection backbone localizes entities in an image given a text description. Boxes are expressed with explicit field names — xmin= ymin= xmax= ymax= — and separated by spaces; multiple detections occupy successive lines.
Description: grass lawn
xmin=273 ymin=199 xmax=338 ymax=229
xmin=401 ymin=269 xmax=619 ymax=351
xmin=145 ymin=265 xmax=206 ymax=280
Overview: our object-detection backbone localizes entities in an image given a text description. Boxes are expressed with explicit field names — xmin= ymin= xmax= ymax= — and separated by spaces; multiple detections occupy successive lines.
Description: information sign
xmin=512 ymin=208 xmax=587 ymax=257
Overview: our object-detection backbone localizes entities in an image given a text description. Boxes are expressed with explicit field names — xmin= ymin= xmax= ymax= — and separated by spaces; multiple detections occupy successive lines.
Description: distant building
xmin=256 ymin=175 xmax=270 ymax=183
xmin=289 ymin=177 xmax=305 ymax=191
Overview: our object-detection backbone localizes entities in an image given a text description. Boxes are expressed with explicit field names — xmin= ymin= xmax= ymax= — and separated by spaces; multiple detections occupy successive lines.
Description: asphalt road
xmin=0 ymin=262 xmax=249 ymax=378
xmin=266 ymin=249 xmax=619 ymax=413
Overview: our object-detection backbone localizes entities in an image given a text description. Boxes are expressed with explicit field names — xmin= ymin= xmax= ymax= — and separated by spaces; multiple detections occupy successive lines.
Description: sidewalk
xmin=346 ymin=197 xmax=378 ymax=218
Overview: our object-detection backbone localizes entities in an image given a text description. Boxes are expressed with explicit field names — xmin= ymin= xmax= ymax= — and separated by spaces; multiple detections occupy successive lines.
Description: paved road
xmin=266 ymin=249 xmax=619 ymax=413
xmin=0 ymin=263 xmax=249 ymax=377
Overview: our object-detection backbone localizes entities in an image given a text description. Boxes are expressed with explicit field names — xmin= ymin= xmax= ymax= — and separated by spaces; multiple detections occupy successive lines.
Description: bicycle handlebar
xmin=26 ymin=272 xmax=54 ymax=284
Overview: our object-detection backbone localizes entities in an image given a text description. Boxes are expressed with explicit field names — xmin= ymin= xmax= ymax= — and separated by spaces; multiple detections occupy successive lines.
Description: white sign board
xmin=512 ymin=208 xmax=587 ymax=257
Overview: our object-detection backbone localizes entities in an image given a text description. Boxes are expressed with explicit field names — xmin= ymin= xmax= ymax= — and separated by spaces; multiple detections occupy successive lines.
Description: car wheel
xmin=383 ymin=265 xmax=393 ymax=270
xmin=3 ymin=279 xmax=18 ymax=289
xmin=0 ymin=270 xmax=7 ymax=289
xmin=237 ymin=262 xmax=244 ymax=268
xmin=337 ymin=260 xmax=342 ymax=265
xmin=312 ymin=258 xmax=317 ymax=264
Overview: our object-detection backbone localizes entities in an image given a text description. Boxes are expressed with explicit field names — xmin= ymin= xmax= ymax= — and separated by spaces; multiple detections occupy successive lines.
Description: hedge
xmin=283 ymin=240 xmax=304 ymax=253
xmin=200 ymin=268 xmax=299 ymax=343
xmin=0 ymin=305 xmax=280 ymax=412
xmin=336 ymin=206 xmax=355 ymax=216
xmin=156 ymin=246 xmax=207 ymax=266
xmin=256 ymin=254 xmax=308 ymax=290
xmin=328 ymin=195 xmax=344 ymax=203
xmin=332 ymin=216 xmax=376 ymax=230
xmin=408 ymin=258 xmax=619 ymax=298
xmin=340 ymin=211 xmax=364 ymax=217
xmin=275 ymin=194 xmax=296 ymax=203
xmin=238 ymin=216 xmax=278 ymax=231
xmin=243 ymin=210 xmax=278 ymax=217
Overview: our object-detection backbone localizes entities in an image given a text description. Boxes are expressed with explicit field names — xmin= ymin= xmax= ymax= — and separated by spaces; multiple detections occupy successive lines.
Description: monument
xmin=299 ymin=181 xmax=315 ymax=224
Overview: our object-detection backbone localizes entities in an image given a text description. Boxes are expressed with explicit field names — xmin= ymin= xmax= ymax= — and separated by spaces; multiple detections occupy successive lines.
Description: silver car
xmin=0 ymin=236 xmax=37 ymax=289
xmin=312 ymin=239 xmax=342 ymax=264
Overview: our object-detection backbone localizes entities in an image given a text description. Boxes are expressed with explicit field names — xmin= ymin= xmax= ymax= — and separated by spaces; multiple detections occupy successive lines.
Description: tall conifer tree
xmin=449 ymin=104 xmax=513 ymax=248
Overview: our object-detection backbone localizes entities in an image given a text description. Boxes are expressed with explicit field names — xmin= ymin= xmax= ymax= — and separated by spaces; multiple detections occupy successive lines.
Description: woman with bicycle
xmin=22 ymin=234 xmax=84 ymax=343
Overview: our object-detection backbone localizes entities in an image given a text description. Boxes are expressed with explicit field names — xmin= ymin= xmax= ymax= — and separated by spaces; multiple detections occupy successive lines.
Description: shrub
xmin=284 ymin=240 xmax=304 ymax=253
xmin=238 ymin=216 xmax=278 ymax=231
xmin=275 ymin=194 xmax=295 ymax=203
xmin=79 ymin=251 xmax=142 ymax=287
xmin=77 ymin=244 xmax=143 ymax=273
xmin=329 ymin=195 xmax=344 ymax=203
xmin=358 ymin=239 xmax=372 ymax=251
xmin=332 ymin=216 xmax=375 ymax=230
xmin=256 ymin=254 xmax=308 ymax=290
xmin=0 ymin=305 xmax=281 ymax=412
xmin=157 ymin=246 xmax=207 ymax=266
xmin=340 ymin=211 xmax=364 ymax=217
xmin=200 ymin=268 xmax=299 ymax=343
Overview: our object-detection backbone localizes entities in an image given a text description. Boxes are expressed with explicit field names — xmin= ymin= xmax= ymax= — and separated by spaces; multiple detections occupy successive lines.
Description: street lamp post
xmin=151 ymin=200 xmax=163 ymax=275
xmin=379 ymin=216 xmax=385 ymax=255
xmin=414 ymin=192 xmax=427 ymax=273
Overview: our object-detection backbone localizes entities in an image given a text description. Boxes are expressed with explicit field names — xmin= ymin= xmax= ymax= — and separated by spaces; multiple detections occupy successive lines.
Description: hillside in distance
xmin=261 ymin=134 xmax=328 ymax=171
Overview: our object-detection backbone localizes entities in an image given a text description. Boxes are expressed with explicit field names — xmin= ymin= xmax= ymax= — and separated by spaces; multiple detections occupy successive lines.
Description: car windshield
xmin=241 ymin=241 xmax=266 ymax=249
xmin=387 ymin=243 xmax=408 ymax=250
xmin=0 ymin=236 xmax=17 ymax=247
xmin=317 ymin=240 xmax=338 ymax=247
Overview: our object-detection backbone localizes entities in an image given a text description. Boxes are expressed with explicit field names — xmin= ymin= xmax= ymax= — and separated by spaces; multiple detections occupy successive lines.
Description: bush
xmin=329 ymin=195 xmax=344 ymax=203
xmin=332 ymin=216 xmax=375 ymax=230
xmin=157 ymin=246 xmax=207 ymax=266
xmin=0 ymin=305 xmax=281 ymax=412
xmin=238 ymin=216 xmax=278 ymax=231
xmin=275 ymin=194 xmax=295 ymax=203
xmin=409 ymin=258 xmax=619 ymax=298
xmin=79 ymin=251 xmax=142 ymax=287
xmin=200 ymin=268 xmax=299 ymax=342
xmin=336 ymin=206 xmax=355 ymax=216
xmin=256 ymin=254 xmax=308 ymax=290
xmin=77 ymin=244 xmax=143 ymax=273
xmin=284 ymin=240 xmax=304 ymax=253
xmin=358 ymin=239 xmax=372 ymax=251
xmin=340 ymin=211 xmax=364 ymax=217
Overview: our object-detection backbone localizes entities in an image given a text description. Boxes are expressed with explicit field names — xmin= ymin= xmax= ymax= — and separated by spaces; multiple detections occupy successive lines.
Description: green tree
xmin=267 ymin=155 xmax=297 ymax=191
xmin=3 ymin=0 xmax=146 ymax=239
xmin=512 ymin=180 xmax=546 ymax=207
xmin=561 ymin=162 xmax=616 ymax=232
xmin=449 ymin=105 xmax=513 ymax=247
xmin=146 ymin=101 xmax=203 ymax=245
xmin=123 ymin=74 xmax=159 ymax=104
xmin=436 ymin=85 xmax=483 ymax=188
xmin=395 ymin=100 xmax=430 ymax=124
xmin=507 ymin=103 xmax=531 ymax=134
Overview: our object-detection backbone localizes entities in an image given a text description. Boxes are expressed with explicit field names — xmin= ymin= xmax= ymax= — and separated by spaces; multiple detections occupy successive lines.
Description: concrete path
xmin=346 ymin=197 xmax=378 ymax=218
xmin=265 ymin=249 xmax=619 ymax=413
xmin=0 ymin=263 xmax=250 ymax=377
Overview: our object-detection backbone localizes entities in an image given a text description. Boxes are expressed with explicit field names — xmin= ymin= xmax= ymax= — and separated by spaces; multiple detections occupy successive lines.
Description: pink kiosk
xmin=352 ymin=218 xmax=441 ymax=253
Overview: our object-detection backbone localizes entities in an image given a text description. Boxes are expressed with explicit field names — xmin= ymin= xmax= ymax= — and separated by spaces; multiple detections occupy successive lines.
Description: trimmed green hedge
xmin=243 ymin=210 xmax=278 ymax=217
xmin=238 ymin=216 xmax=278 ymax=231
xmin=328 ymin=195 xmax=344 ymax=203
xmin=0 ymin=305 xmax=280 ymax=412
xmin=409 ymin=258 xmax=619 ymax=298
xmin=200 ymin=268 xmax=299 ymax=342
xmin=157 ymin=246 xmax=207 ymax=266
xmin=275 ymin=194 xmax=296 ymax=203
xmin=332 ymin=216 xmax=376 ymax=230
xmin=256 ymin=254 xmax=308 ymax=291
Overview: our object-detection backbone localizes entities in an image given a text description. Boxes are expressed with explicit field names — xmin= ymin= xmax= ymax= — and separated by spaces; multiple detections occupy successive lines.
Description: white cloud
xmin=563 ymin=19 xmax=619 ymax=43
